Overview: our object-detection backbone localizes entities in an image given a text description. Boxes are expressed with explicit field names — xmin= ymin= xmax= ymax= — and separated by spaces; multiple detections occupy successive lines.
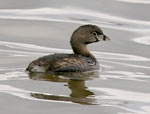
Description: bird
xmin=26 ymin=24 xmax=110 ymax=73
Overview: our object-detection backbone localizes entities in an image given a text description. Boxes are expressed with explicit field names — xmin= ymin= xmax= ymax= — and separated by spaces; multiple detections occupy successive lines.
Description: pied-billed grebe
xmin=26 ymin=24 xmax=110 ymax=73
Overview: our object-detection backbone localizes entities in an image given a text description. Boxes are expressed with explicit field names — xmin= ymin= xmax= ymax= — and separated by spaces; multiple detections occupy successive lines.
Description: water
xmin=0 ymin=0 xmax=150 ymax=114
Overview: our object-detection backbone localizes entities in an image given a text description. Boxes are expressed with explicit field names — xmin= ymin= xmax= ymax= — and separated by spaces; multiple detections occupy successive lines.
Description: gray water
xmin=0 ymin=0 xmax=150 ymax=114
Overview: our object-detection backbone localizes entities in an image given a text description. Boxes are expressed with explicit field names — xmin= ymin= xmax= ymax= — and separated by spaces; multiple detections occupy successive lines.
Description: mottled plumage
xmin=26 ymin=54 xmax=99 ymax=73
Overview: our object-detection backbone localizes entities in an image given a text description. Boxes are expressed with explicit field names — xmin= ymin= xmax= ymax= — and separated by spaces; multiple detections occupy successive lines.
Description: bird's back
xmin=26 ymin=53 xmax=99 ymax=73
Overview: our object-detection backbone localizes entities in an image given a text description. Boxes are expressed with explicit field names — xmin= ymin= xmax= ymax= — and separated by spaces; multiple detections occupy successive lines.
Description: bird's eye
xmin=92 ymin=32 xmax=97 ymax=36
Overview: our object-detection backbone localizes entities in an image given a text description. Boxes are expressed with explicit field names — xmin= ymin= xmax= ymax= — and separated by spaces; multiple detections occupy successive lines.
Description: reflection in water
xmin=28 ymin=71 xmax=99 ymax=105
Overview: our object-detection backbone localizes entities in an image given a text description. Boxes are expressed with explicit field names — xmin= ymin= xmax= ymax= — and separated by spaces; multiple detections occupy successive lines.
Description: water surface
xmin=0 ymin=0 xmax=150 ymax=114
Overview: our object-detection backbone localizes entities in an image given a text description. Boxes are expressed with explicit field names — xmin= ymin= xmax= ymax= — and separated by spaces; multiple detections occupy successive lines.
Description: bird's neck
xmin=71 ymin=43 xmax=95 ymax=59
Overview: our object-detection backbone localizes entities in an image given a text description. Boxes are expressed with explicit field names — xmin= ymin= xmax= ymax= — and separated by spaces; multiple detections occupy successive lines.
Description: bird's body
xmin=26 ymin=24 xmax=110 ymax=73
xmin=26 ymin=53 xmax=99 ymax=73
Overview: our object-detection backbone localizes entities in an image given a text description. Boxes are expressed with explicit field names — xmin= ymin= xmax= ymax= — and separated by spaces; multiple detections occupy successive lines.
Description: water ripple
xmin=0 ymin=71 xmax=27 ymax=80
xmin=0 ymin=41 xmax=149 ymax=82
xmin=0 ymin=84 xmax=72 ymax=104
xmin=0 ymin=8 xmax=149 ymax=33
xmin=0 ymin=41 xmax=149 ymax=62
xmin=102 ymin=71 xmax=149 ymax=82
xmin=117 ymin=0 xmax=150 ymax=4
xmin=90 ymin=87 xmax=150 ymax=114
xmin=1 ymin=84 xmax=150 ymax=113
xmin=133 ymin=36 xmax=150 ymax=45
